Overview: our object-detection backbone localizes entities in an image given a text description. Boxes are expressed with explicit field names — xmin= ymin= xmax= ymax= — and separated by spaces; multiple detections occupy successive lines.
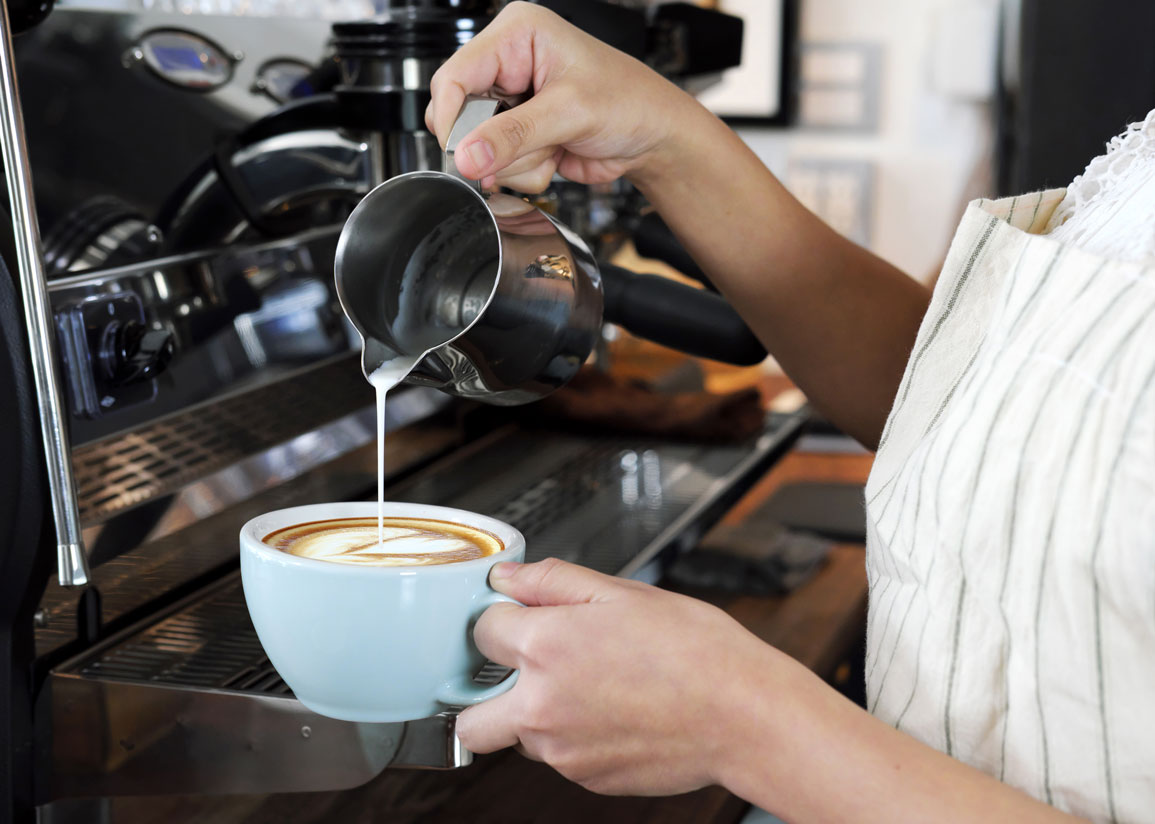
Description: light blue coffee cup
xmin=240 ymin=501 xmax=524 ymax=723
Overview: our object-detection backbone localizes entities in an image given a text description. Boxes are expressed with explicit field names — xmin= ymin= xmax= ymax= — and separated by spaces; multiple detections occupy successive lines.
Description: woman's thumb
xmin=488 ymin=558 xmax=617 ymax=606
xmin=454 ymin=91 xmax=578 ymax=179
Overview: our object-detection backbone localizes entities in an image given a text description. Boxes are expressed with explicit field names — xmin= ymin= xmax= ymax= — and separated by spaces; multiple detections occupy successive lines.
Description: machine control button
xmin=99 ymin=320 xmax=176 ymax=387
xmin=131 ymin=29 xmax=235 ymax=91
xmin=55 ymin=294 xmax=166 ymax=419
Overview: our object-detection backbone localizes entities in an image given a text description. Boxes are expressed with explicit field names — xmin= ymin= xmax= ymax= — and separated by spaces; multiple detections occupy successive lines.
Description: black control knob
xmin=98 ymin=320 xmax=175 ymax=387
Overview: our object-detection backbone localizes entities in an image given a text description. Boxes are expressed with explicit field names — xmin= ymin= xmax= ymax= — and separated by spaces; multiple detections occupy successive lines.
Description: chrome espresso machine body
xmin=0 ymin=1 xmax=803 ymax=820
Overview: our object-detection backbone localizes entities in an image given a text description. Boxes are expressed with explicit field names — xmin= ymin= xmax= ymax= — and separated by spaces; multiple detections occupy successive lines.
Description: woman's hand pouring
xmin=425 ymin=1 xmax=703 ymax=194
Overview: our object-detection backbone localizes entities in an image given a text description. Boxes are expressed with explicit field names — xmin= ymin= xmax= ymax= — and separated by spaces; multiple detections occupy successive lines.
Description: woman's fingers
xmin=493 ymin=147 xmax=563 ymax=193
xmin=471 ymin=561 xmax=625 ymax=668
xmin=451 ymin=88 xmax=589 ymax=180
xmin=488 ymin=558 xmax=623 ymax=607
xmin=426 ymin=2 xmax=551 ymax=146
xmin=456 ymin=688 xmax=522 ymax=754
xmin=471 ymin=601 xmax=527 ymax=667
xmin=426 ymin=0 xmax=686 ymax=188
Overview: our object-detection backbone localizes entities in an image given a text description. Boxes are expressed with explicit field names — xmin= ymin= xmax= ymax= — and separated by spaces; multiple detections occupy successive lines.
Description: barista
xmin=426 ymin=4 xmax=1155 ymax=821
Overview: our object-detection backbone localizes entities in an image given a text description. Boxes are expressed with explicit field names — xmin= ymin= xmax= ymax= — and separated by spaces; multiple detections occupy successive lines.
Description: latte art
xmin=262 ymin=517 xmax=502 ymax=567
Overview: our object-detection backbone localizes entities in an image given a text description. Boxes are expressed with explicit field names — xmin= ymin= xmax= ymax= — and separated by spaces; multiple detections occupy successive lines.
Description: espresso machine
xmin=0 ymin=0 xmax=805 ymax=819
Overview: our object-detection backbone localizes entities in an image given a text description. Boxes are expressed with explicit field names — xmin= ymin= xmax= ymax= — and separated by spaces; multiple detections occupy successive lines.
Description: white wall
xmin=734 ymin=0 xmax=1000 ymax=281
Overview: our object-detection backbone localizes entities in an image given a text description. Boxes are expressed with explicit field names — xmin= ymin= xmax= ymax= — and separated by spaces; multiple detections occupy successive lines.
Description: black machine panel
xmin=1000 ymin=0 xmax=1155 ymax=194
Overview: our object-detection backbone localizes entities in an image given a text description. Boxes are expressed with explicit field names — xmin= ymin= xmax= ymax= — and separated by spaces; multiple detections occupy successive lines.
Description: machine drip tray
xmin=44 ymin=412 xmax=807 ymax=800
xmin=45 ymin=574 xmax=476 ymax=800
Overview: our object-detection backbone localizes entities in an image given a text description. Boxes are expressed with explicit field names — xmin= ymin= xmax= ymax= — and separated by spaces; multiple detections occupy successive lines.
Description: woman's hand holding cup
xmin=456 ymin=558 xmax=815 ymax=798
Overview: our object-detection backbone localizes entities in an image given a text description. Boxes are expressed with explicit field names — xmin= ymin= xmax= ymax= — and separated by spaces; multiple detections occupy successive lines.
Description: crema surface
xmin=263 ymin=517 xmax=502 ymax=566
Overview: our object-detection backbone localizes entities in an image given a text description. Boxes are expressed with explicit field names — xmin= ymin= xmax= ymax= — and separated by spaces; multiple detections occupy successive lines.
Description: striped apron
xmin=864 ymin=191 xmax=1155 ymax=822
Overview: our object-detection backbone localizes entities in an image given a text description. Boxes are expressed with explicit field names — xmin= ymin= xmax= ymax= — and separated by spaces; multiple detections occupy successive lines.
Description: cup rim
xmin=240 ymin=501 xmax=525 ymax=575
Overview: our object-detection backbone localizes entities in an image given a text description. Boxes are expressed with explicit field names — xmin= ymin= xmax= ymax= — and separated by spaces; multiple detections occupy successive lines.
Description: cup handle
xmin=443 ymin=95 xmax=504 ymax=193
xmin=435 ymin=590 xmax=522 ymax=707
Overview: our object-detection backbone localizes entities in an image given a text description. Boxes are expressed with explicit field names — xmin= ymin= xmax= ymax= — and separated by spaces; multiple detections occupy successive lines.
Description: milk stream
xmin=367 ymin=356 xmax=420 ymax=546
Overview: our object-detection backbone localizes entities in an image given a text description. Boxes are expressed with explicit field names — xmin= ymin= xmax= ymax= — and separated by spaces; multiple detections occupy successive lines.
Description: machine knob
xmin=98 ymin=320 xmax=175 ymax=387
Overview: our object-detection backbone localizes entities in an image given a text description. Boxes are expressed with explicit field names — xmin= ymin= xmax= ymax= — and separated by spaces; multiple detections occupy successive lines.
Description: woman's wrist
xmin=625 ymin=92 xmax=727 ymax=193
xmin=712 ymin=654 xmax=903 ymax=821
xmin=702 ymin=636 xmax=827 ymax=808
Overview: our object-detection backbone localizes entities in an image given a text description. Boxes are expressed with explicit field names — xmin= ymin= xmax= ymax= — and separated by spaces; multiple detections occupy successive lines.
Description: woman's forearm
xmin=631 ymin=99 xmax=931 ymax=448
xmin=720 ymin=659 xmax=1082 ymax=823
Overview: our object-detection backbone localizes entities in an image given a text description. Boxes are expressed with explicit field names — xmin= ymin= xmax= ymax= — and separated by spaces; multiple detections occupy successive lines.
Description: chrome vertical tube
xmin=0 ymin=0 xmax=89 ymax=586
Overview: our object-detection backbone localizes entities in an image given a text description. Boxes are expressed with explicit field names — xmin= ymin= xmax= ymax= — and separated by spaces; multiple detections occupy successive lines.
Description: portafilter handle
xmin=599 ymin=262 xmax=767 ymax=366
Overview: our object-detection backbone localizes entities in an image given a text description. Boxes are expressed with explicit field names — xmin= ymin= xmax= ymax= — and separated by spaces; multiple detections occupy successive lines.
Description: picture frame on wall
xmin=694 ymin=0 xmax=798 ymax=127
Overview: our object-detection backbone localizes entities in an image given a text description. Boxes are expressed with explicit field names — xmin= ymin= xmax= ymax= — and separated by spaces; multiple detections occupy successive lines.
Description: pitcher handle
xmin=444 ymin=95 xmax=504 ymax=192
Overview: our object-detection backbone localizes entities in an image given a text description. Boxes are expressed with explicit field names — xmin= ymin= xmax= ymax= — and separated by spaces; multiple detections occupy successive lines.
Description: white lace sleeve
xmin=1044 ymin=108 xmax=1155 ymax=266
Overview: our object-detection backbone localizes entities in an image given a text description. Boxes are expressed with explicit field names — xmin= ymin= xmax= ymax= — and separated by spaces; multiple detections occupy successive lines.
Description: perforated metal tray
xmin=72 ymin=357 xmax=373 ymax=524
xmin=387 ymin=418 xmax=807 ymax=577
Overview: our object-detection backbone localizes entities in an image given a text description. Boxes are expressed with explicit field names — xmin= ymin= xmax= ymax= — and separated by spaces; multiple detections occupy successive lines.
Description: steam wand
xmin=0 ymin=0 xmax=89 ymax=587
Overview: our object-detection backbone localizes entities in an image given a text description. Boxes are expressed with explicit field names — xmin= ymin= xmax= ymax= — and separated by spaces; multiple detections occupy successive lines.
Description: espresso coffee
xmin=262 ymin=516 xmax=503 ymax=567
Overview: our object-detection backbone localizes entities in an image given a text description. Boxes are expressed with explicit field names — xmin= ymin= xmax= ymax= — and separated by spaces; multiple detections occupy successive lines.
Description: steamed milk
xmin=367 ymin=356 xmax=420 ymax=546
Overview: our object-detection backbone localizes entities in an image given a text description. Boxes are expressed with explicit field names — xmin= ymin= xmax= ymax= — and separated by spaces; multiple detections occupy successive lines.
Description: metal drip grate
xmin=78 ymin=578 xmax=290 ymax=693
xmin=71 ymin=358 xmax=372 ymax=524
xmin=62 ymin=415 xmax=805 ymax=696
xmin=387 ymin=430 xmax=765 ymax=574
xmin=73 ymin=576 xmax=511 ymax=694
xmin=486 ymin=441 xmax=627 ymax=539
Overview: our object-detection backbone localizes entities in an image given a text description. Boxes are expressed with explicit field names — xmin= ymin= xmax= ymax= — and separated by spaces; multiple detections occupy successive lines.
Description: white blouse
xmin=1047 ymin=108 xmax=1155 ymax=266
xmin=863 ymin=148 xmax=1155 ymax=821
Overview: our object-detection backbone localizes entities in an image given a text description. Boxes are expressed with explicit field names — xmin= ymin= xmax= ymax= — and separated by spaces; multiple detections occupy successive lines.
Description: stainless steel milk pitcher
xmin=335 ymin=97 xmax=603 ymax=405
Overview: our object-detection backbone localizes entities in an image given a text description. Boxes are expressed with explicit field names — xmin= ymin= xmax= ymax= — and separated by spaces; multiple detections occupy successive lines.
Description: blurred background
xmin=684 ymin=0 xmax=1154 ymax=284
